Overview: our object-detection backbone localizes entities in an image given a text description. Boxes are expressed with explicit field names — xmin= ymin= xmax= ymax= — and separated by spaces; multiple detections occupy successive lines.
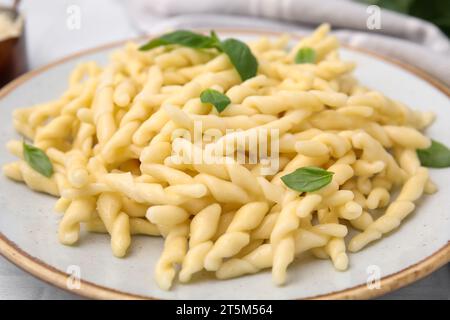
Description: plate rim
xmin=0 ymin=28 xmax=449 ymax=300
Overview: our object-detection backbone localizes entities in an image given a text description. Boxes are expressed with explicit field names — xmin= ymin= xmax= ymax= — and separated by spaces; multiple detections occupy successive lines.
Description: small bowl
xmin=0 ymin=5 xmax=27 ymax=88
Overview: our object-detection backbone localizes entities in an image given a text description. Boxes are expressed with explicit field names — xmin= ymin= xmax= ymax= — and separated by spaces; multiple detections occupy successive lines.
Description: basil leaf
xmin=219 ymin=38 xmax=258 ymax=81
xmin=139 ymin=30 xmax=259 ymax=81
xmin=200 ymin=89 xmax=231 ymax=112
xmin=417 ymin=139 xmax=450 ymax=168
xmin=23 ymin=142 xmax=54 ymax=178
xmin=295 ymin=47 xmax=316 ymax=64
xmin=139 ymin=30 xmax=217 ymax=51
xmin=209 ymin=30 xmax=221 ymax=49
xmin=281 ymin=166 xmax=333 ymax=192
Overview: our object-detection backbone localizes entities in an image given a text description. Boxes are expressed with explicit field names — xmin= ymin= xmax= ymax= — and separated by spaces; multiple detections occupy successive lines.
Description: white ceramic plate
xmin=0 ymin=30 xmax=449 ymax=300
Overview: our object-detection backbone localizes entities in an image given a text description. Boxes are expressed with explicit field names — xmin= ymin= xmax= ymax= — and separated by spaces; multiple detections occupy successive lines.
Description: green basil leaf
xmin=139 ymin=30 xmax=217 ymax=51
xmin=200 ymin=89 xmax=231 ymax=112
xmin=209 ymin=30 xmax=222 ymax=49
xmin=295 ymin=47 xmax=316 ymax=64
xmin=139 ymin=30 xmax=259 ymax=81
xmin=23 ymin=142 xmax=54 ymax=178
xmin=219 ymin=38 xmax=258 ymax=81
xmin=281 ymin=166 xmax=333 ymax=192
xmin=417 ymin=139 xmax=450 ymax=168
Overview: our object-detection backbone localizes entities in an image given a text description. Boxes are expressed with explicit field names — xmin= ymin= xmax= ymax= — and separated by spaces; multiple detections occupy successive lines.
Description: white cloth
xmin=126 ymin=0 xmax=450 ymax=86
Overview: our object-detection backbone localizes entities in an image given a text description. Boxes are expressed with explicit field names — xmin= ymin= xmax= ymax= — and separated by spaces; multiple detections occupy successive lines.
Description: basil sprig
xmin=220 ymin=38 xmax=258 ymax=82
xmin=417 ymin=139 xmax=450 ymax=168
xmin=139 ymin=30 xmax=258 ymax=81
xmin=200 ymin=89 xmax=231 ymax=112
xmin=295 ymin=47 xmax=316 ymax=64
xmin=281 ymin=166 xmax=333 ymax=192
xmin=23 ymin=142 xmax=54 ymax=178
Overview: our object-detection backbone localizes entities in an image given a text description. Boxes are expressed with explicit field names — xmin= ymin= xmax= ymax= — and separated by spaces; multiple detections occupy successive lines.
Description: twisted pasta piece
xmin=216 ymin=243 xmax=273 ymax=280
xmin=73 ymin=122 xmax=96 ymax=157
xmin=316 ymin=208 xmax=349 ymax=271
xmin=351 ymin=131 xmax=404 ymax=185
xmin=288 ymin=24 xmax=337 ymax=61
xmin=217 ymin=228 xmax=329 ymax=279
xmin=86 ymin=215 xmax=159 ymax=236
xmin=34 ymin=115 xmax=75 ymax=148
xmin=270 ymin=194 xmax=322 ymax=285
xmin=204 ymin=202 xmax=269 ymax=271
xmin=133 ymin=70 xmax=240 ymax=146
xmin=113 ymin=79 xmax=136 ymax=107
xmin=179 ymin=203 xmax=221 ymax=282
xmin=383 ymin=126 xmax=431 ymax=149
xmin=95 ymin=192 xmax=132 ymax=257
xmin=366 ymin=187 xmax=390 ymax=209
xmin=91 ymin=65 xmax=118 ymax=147
xmin=349 ymin=167 xmax=428 ymax=252
xmin=3 ymin=161 xmax=59 ymax=196
xmin=104 ymin=172 xmax=202 ymax=205
xmin=350 ymin=211 xmax=374 ymax=231
xmin=224 ymin=75 xmax=277 ymax=105
xmin=295 ymin=132 xmax=351 ymax=158
xmin=58 ymin=196 xmax=96 ymax=245
xmin=170 ymin=138 xmax=286 ymax=203
xmin=146 ymin=205 xmax=190 ymax=227
xmin=154 ymin=222 xmax=189 ymax=290
xmin=104 ymin=66 xmax=164 ymax=161
xmin=242 ymin=91 xmax=324 ymax=115
xmin=65 ymin=150 xmax=89 ymax=188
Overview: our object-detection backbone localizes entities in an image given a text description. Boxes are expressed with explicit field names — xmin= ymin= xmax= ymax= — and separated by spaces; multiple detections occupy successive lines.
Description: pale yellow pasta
xmin=269 ymin=191 xmax=325 ymax=284
xmin=155 ymin=222 xmax=189 ymax=290
xmin=54 ymin=197 xmax=71 ymax=213
xmin=366 ymin=187 xmax=390 ymax=209
xmin=217 ymin=228 xmax=329 ymax=279
xmin=96 ymin=192 xmax=131 ymax=257
xmin=349 ymin=167 xmax=428 ymax=252
xmin=146 ymin=205 xmax=190 ymax=226
xmin=2 ymin=24 xmax=439 ymax=291
xmin=65 ymin=150 xmax=89 ymax=188
xmin=85 ymin=216 xmax=159 ymax=236
xmin=3 ymin=161 xmax=59 ymax=196
xmin=204 ymin=202 xmax=269 ymax=271
xmin=113 ymin=79 xmax=136 ymax=107
xmin=316 ymin=208 xmax=349 ymax=271
xmin=179 ymin=203 xmax=221 ymax=282
xmin=58 ymin=196 xmax=96 ymax=245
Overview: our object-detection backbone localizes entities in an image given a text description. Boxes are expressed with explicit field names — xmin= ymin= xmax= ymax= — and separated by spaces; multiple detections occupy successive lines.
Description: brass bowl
xmin=0 ymin=6 xmax=27 ymax=88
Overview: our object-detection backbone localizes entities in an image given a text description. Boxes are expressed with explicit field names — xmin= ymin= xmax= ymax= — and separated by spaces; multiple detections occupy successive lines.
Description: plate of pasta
xmin=0 ymin=25 xmax=449 ymax=300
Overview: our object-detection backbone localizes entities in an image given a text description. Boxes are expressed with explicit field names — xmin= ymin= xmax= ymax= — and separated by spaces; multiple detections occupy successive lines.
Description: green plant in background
xmin=358 ymin=0 xmax=450 ymax=37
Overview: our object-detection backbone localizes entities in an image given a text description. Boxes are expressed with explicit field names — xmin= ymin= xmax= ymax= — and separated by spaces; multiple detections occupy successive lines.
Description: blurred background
xmin=0 ymin=0 xmax=449 ymax=85
xmin=0 ymin=0 xmax=448 ymax=299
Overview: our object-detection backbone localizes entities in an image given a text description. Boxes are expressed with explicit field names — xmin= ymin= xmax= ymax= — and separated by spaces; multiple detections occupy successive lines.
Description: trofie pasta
xmin=3 ymin=24 xmax=442 ymax=290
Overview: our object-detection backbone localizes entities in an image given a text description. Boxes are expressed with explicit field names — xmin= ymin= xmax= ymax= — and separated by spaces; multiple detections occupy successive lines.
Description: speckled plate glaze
xmin=0 ymin=30 xmax=449 ymax=300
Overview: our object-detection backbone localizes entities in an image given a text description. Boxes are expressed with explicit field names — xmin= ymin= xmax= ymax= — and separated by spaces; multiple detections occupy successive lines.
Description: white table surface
xmin=0 ymin=0 xmax=448 ymax=300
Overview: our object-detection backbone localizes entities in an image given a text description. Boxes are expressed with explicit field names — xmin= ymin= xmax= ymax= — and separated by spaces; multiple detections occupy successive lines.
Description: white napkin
xmin=126 ymin=0 xmax=450 ymax=86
